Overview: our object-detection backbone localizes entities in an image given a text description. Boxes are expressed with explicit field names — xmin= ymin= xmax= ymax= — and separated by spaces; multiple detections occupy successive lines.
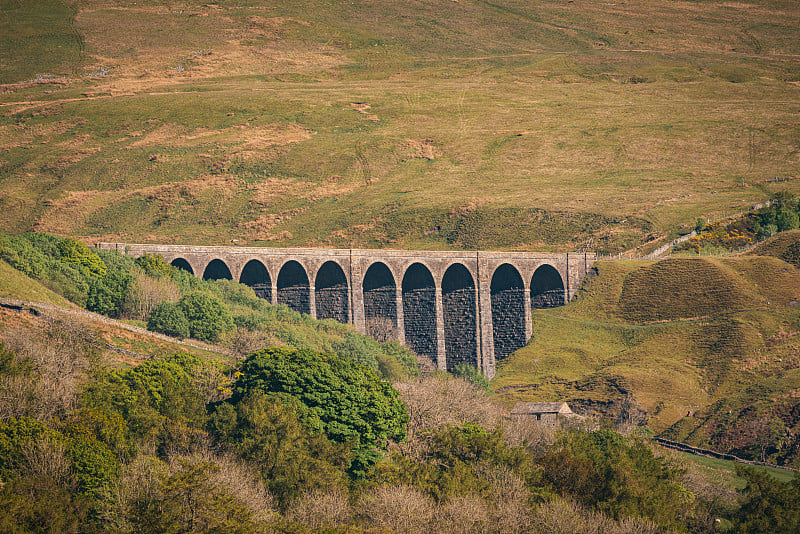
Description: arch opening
xmin=531 ymin=264 xmax=565 ymax=309
xmin=315 ymin=261 xmax=349 ymax=323
xmin=277 ymin=260 xmax=310 ymax=315
xmin=363 ymin=262 xmax=397 ymax=342
xmin=490 ymin=263 xmax=526 ymax=361
xmin=203 ymin=259 xmax=232 ymax=281
xmin=240 ymin=260 xmax=272 ymax=301
xmin=442 ymin=263 xmax=478 ymax=370
xmin=170 ymin=257 xmax=194 ymax=275
xmin=402 ymin=263 xmax=437 ymax=363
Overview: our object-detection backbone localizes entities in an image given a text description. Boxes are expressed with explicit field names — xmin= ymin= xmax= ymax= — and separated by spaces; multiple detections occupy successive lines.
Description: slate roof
xmin=510 ymin=402 xmax=574 ymax=415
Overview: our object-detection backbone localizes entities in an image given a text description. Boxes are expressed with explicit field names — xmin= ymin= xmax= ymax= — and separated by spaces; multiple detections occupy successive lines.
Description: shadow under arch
xmin=402 ymin=262 xmax=437 ymax=363
xmin=240 ymin=259 xmax=272 ymax=301
xmin=315 ymin=261 xmax=349 ymax=323
xmin=490 ymin=263 xmax=526 ymax=361
xmin=277 ymin=260 xmax=310 ymax=314
xmin=170 ymin=257 xmax=194 ymax=275
xmin=531 ymin=264 xmax=565 ymax=309
xmin=203 ymin=259 xmax=232 ymax=281
xmin=363 ymin=262 xmax=397 ymax=342
xmin=442 ymin=263 xmax=477 ymax=370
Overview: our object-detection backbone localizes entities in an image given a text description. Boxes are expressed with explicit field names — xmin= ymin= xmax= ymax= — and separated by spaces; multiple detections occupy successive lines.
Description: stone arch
xmin=170 ymin=257 xmax=194 ymax=275
xmin=240 ymin=259 xmax=272 ymax=301
xmin=203 ymin=259 xmax=232 ymax=281
xmin=315 ymin=261 xmax=349 ymax=323
xmin=402 ymin=262 xmax=438 ymax=363
xmin=490 ymin=263 xmax=526 ymax=361
xmin=531 ymin=264 xmax=565 ymax=309
xmin=363 ymin=262 xmax=397 ymax=342
xmin=442 ymin=263 xmax=477 ymax=370
xmin=277 ymin=260 xmax=310 ymax=314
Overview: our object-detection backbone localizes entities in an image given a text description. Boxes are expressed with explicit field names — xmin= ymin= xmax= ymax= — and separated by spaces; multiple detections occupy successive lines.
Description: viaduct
xmin=98 ymin=243 xmax=596 ymax=377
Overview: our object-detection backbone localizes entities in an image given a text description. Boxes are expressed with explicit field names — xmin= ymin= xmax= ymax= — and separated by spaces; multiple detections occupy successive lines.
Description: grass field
xmin=0 ymin=0 xmax=798 ymax=252
xmin=492 ymin=250 xmax=800 ymax=463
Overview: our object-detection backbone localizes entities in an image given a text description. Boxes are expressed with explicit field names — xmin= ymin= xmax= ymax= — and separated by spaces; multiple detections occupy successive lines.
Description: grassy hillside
xmin=0 ymin=0 xmax=798 ymax=252
xmin=492 ymin=253 xmax=800 ymax=464
xmin=748 ymin=229 xmax=800 ymax=268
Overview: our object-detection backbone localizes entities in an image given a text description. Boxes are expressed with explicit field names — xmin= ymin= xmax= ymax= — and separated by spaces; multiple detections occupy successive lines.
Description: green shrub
xmin=178 ymin=291 xmax=234 ymax=342
xmin=370 ymin=422 xmax=540 ymax=502
xmin=86 ymin=269 xmax=132 ymax=318
xmin=540 ymin=429 xmax=691 ymax=529
xmin=332 ymin=331 xmax=381 ymax=371
xmin=135 ymin=253 xmax=174 ymax=278
xmin=58 ymin=239 xmax=106 ymax=277
xmin=209 ymin=391 xmax=349 ymax=508
xmin=380 ymin=341 xmax=419 ymax=378
xmin=148 ymin=301 xmax=190 ymax=338
xmin=451 ymin=363 xmax=490 ymax=392
xmin=732 ymin=466 xmax=800 ymax=534
xmin=230 ymin=347 xmax=408 ymax=476
xmin=81 ymin=354 xmax=208 ymax=444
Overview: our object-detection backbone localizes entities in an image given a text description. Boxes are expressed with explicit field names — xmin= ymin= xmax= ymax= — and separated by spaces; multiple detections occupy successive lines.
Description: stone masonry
xmin=97 ymin=243 xmax=596 ymax=378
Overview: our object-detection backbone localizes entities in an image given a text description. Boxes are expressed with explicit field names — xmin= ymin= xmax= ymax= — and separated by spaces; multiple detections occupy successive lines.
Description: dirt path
xmin=0 ymin=296 xmax=233 ymax=358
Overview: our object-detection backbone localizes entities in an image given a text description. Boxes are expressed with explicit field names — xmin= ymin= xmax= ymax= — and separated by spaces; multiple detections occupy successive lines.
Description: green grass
xmin=0 ymin=259 xmax=76 ymax=307
xmin=0 ymin=1 xmax=797 ymax=251
xmin=670 ymin=449 xmax=798 ymax=487
xmin=0 ymin=0 xmax=84 ymax=84
xmin=492 ymin=254 xmax=800 ymax=464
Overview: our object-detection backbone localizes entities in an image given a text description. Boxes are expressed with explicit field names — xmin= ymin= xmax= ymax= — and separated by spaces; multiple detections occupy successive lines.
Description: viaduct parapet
xmin=98 ymin=243 xmax=596 ymax=378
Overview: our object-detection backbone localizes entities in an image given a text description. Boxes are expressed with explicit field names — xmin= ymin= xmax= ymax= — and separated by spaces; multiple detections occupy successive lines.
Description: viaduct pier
xmin=98 ymin=243 xmax=595 ymax=377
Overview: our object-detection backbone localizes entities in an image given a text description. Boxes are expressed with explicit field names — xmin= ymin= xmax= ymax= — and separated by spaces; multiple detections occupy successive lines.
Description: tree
xmin=178 ymin=291 xmax=234 ymax=342
xmin=134 ymin=253 xmax=174 ymax=278
xmin=230 ymin=347 xmax=409 ymax=475
xmin=58 ymin=239 xmax=106 ymax=277
xmin=147 ymin=302 xmax=190 ymax=338
xmin=539 ymin=429 xmax=692 ymax=529
xmin=209 ymin=391 xmax=349 ymax=507
xmin=370 ymin=423 xmax=540 ymax=502
xmin=732 ymin=466 xmax=800 ymax=534
xmin=86 ymin=269 xmax=133 ymax=318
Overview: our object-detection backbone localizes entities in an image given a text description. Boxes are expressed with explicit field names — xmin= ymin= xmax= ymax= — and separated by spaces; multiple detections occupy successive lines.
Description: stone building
xmin=510 ymin=401 xmax=578 ymax=425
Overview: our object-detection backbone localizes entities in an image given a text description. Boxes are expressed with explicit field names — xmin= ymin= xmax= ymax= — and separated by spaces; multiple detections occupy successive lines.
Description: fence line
xmin=596 ymin=200 xmax=774 ymax=261
xmin=653 ymin=437 xmax=798 ymax=472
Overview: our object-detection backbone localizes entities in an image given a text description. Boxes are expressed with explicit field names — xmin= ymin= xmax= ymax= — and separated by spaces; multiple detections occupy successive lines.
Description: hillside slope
xmin=492 ymin=254 xmax=800 ymax=464
xmin=748 ymin=229 xmax=800 ymax=268
xmin=0 ymin=0 xmax=798 ymax=251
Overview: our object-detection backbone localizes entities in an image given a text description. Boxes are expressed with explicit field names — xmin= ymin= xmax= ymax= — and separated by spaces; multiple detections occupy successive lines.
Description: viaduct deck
xmin=98 ymin=243 xmax=596 ymax=377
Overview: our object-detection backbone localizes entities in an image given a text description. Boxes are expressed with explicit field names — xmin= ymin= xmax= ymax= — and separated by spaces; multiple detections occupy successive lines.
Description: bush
xmin=209 ymin=391 xmax=349 ymax=508
xmin=540 ymin=429 xmax=691 ymax=529
xmin=731 ymin=466 xmax=800 ymax=534
xmin=451 ymin=363 xmax=490 ymax=392
xmin=134 ymin=253 xmax=174 ymax=278
xmin=230 ymin=347 xmax=409 ymax=476
xmin=147 ymin=302 xmax=190 ymax=338
xmin=86 ymin=269 xmax=133 ymax=318
xmin=178 ymin=291 xmax=234 ymax=342
xmin=371 ymin=423 xmax=540 ymax=503
xmin=58 ymin=239 xmax=106 ymax=277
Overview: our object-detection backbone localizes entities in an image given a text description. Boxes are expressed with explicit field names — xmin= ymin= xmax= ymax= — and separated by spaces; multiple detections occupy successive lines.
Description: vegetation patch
xmin=619 ymin=258 xmax=759 ymax=323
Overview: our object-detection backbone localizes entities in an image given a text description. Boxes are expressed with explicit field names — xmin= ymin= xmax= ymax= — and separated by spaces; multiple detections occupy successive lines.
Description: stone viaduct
xmin=98 ymin=243 xmax=595 ymax=378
